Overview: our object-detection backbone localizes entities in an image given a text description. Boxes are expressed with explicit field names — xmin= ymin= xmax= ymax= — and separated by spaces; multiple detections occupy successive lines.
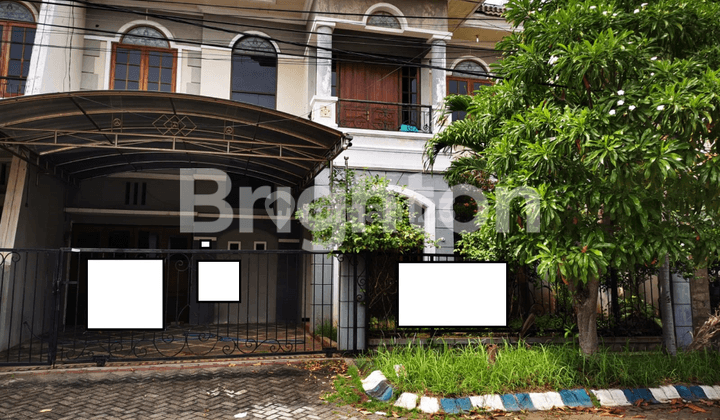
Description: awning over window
xmin=0 ymin=91 xmax=348 ymax=187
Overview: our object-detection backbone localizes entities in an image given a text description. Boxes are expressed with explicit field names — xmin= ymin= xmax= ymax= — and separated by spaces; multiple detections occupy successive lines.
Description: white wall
xmin=80 ymin=39 xmax=107 ymax=90
xmin=200 ymin=47 xmax=232 ymax=99
xmin=277 ymin=57 xmax=308 ymax=116
xmin=335 ymin=131 xmax=451 ymax=172
xmin=26 ymin=0 xmax=86 ymax=94
xmin=182 ymin=50 xmax=202 ymax=95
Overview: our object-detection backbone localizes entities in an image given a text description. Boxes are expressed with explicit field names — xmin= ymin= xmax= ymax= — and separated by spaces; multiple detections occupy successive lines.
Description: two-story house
xmin=0 ymin=0 xmax=511 ymax=361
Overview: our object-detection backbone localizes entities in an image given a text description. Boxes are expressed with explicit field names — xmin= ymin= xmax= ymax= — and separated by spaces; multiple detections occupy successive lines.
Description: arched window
xmin=111 ymin=26 xmax=176 ymax=92
xmin=367 ymin=11 xmax=401 ymax=29
xmin=231 ymin=36 xmax=277 ymax=108
xmin=447 ymin=60 xmax=492 ymax=121
xmin=0 ymin=1 xmax=36 ymax=97
xmin=453 ymin=60 xmax=489 ymax=79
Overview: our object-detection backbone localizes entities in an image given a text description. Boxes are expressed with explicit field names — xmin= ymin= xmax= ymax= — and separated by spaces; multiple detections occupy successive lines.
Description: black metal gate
xmin=0 ymin=248 xmax=347 ymax=366
xmin=0 ymin=249 xmax=60 ymax=365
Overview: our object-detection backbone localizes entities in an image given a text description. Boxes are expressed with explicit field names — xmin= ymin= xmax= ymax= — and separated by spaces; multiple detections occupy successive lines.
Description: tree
xmin=296 ymin=168 xmax=433 ymax=254
xmin=297 ymin=170 xmax=435 ymax=331
xmin=425 ymin=0 xmax=720 ymax=355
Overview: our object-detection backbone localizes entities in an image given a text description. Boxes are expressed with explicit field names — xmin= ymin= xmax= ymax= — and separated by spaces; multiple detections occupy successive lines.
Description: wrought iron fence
xmin=364 ymin=253 xmax=461 ymax=337
xmin=362 ymin=254 xmax=664 ymax=338
xmin=337 ymin=99 xmax=433 ymax=134
xmin=337 ymin=253 xmax=367 ymax=352
xmin=0 ymin=249 xmax=61 ymax=365
xmin=0 ymin=248 xmax=350 ymax=366
xmin=0 ymin=247 xmax=670 ymax=365
xmin=509 ymin=266 xmax=663 ymax=337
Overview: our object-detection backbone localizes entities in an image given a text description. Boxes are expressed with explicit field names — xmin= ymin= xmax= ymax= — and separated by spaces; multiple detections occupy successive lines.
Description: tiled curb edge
xmin=361 ymin=369 xmax=720 ymax=414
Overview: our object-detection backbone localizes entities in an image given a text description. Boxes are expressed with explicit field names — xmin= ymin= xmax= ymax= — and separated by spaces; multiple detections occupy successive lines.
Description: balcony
xmin=336 ymin=99 xmax=433 ymax=134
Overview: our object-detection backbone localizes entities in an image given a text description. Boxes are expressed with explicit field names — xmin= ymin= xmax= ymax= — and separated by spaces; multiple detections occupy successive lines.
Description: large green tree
xmin=425 ymin=0 xmax=720 ymax=355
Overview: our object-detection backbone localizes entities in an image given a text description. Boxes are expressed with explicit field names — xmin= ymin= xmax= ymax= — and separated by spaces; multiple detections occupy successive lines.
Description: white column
xmin=26 ymin=0 xmax=86 ymax=94
xmin=430 ymin=39 xmax=447 ymax=134
xmin=0 ymin=156 xmax=27 ymax=249
xmin=316 ymin=25 xmax=333 ymax=97
xmin=310 ymin=22 xmax=337 ymax=128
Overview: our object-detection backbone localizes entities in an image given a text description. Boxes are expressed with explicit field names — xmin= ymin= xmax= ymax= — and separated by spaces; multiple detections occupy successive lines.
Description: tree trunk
xmin=658 ymin=255 xmax=677 ymax=355
xmin=569 ymin=275 xmax=600 ymax=355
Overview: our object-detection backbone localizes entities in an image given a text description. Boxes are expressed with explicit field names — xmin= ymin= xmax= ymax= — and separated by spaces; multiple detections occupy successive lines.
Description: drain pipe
xmin=658 ymin=255 xmax=677 ymax=355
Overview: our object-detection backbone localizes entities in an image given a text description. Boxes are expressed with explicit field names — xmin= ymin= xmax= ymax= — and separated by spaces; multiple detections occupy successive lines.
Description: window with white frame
xmin=0 ymin=1 xmax=35 ymax=97
xmin=231 ymin=36 xmax=277 ymax=109
xmin=367 ymin=11 xmax=401 ymax=29
xmin=111 ymin=26 xmax=176 ymax=92
xmin=195 ymin=237 xmax=217 ymax=249
xmin=447 ymin=60 xmax=492 ymax=121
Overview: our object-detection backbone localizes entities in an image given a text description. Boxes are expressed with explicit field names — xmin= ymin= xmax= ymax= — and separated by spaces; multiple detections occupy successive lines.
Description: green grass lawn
xmin=361 ymin=341 xmax=720 ymax=397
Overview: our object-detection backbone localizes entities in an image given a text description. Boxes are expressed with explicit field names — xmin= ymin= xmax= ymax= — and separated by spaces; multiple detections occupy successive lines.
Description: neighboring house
xmin=0 ymin=0 xmax=512 ymax=357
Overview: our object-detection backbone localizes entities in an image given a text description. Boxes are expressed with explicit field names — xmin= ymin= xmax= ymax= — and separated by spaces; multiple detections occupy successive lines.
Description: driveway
xmin=0 ymin=358 xmax=717 ymax=419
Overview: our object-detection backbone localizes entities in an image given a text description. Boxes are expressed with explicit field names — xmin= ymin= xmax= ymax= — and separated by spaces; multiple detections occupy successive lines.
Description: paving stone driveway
xmin=0 ymin=359 xmax=385 ymax=420
xmin=2 ymin=359 xmax=719 ymax=419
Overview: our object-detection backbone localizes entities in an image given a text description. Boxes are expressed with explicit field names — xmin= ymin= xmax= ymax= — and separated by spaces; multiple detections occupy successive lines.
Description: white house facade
xmin=0 ymin=0 xmax=512 ymax=252
xmin=0 ymin=0 xmax=512 ymax=361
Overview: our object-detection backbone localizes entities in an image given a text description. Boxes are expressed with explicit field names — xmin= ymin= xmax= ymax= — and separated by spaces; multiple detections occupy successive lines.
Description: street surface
xmin=0 ymin=358 xmax=718 ymax=419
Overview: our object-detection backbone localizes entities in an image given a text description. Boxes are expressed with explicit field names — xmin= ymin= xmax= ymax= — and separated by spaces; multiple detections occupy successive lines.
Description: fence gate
xmin=0 ymin=248 xmax=338 ymax=366
xmin=0 ymin=249 xmax=61 ymax=365
xmin=336 ymin=253 xmax=367 ymax=352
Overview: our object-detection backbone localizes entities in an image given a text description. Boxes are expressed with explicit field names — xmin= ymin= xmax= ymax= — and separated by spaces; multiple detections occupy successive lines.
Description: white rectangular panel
xmin=87 ymin=259 xmax=164 ymax=329
xmin=198 ymin=260 xmax=241 ymax=302
xmin=398 ymin=262 xmax=507 ymax=327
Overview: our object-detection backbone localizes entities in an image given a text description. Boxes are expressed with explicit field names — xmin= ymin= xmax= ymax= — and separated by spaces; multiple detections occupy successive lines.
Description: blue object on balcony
xmin=400 ymin=124 xmax=419 ymax=132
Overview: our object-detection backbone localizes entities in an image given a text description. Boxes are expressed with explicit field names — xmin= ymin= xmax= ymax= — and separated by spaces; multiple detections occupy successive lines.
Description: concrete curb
xmin=0 ymin=355 xmax=336 ymax=378
xmin=361 ymin=369 xmax=720 ymax=414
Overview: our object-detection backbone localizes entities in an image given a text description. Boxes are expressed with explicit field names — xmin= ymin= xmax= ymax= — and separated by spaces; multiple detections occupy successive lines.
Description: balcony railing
xmin=337 ymin=99 xmax=433 ymax=134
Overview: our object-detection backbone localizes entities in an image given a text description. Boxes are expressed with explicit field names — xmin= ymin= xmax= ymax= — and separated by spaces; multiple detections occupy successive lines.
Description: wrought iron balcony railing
xmin=337 ymin=99 xmax=433 ymax=134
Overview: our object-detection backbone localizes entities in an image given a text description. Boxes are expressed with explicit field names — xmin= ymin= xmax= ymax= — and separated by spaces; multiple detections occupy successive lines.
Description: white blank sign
xmin=87 ymin=259 xmax=164 ymax=329
xmin=398 ymin=262 xmax=507 ymax=327
xmin=198 ymin=261 xmax=241 ymax=302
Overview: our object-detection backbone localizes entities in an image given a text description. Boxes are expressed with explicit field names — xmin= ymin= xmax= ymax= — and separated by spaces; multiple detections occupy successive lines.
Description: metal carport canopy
xmin=0 ymin=91 xmax=348 ymax=188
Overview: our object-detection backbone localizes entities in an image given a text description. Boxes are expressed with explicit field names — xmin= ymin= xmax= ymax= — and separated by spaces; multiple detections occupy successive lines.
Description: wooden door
xmin=338 ymin=62 xmax=400 ymax=130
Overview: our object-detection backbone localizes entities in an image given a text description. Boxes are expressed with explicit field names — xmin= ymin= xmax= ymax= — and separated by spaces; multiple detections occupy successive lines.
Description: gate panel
xmin=0 ymin=248 xmax=338 ymax=365
xmin=364 ymin=253 xmax=460 ymax=339
xmin=0 ymin=249 xmax=60 ymax=366
xmin=337 ymin=253 xmax=367 ymax=352
xmin=53 ymin=249 xmax=337 ymax=364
